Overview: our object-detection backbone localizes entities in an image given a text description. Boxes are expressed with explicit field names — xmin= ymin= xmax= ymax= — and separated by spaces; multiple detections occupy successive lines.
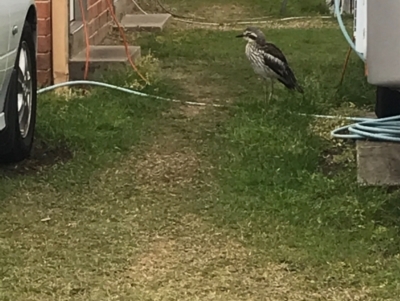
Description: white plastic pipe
xmin=353 ymin=0 xmax=367 ymax=58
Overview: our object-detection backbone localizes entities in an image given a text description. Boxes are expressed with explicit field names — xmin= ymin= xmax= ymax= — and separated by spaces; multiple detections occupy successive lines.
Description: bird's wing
xmin=262 ymin=42 xmax=288 ymax=64
xmin=260 ymin=42 xmax=301 ymax=91
xmin=259 ymin=43 xmax=288 ymax=79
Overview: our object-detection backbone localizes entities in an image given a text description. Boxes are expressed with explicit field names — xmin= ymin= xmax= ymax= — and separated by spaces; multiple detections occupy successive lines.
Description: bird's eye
xmin=248 ymin=34 xmax=257 ymax=40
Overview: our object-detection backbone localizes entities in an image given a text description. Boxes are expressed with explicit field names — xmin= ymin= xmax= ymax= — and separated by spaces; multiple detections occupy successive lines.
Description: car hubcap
xmin=17 ymin=42 xmax=32 ymax=139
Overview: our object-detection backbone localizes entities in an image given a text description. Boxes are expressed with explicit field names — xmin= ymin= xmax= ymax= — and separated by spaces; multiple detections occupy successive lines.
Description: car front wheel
xmin=0 ymin=21 xmax=37 ymax=163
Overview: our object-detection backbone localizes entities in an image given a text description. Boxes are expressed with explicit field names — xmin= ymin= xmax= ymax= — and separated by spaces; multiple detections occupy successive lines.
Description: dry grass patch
xmin=125 ymin=214 xmax=373 ymax=301
xmin=188 ymin=3 xmax=251 ymax=21
xmin=0 ymin=174 xmax=377 ymax=301
xmin=135 ymin=146 xmax=201 ymax=191
xmin=134 ymin=2 xmax=252 ymax=21
xmin=163 ymin=66 xmax=232 ymax=105
xmin=168 ymin=17 xmax=338 ymax=31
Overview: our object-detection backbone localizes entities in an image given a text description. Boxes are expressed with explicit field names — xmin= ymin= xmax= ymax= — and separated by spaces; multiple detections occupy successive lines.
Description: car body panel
xmin=0 ymin=0 xmax=36 ymax=131
xmin=0 ymin=6 xmax=10 ymax=96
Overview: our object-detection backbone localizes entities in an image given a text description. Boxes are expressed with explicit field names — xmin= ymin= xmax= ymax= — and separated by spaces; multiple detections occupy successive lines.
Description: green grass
xmin=138 ymin=26 xmax=371 ymax=110
xmin=203 ymin=103 xmax=400 ymax=291
xmin=1 ymin=1 xmax=399 ymax=299
xmin=134 ymin=27 xmax=400 ymax=298
xmin=0 ymin=77 xmax=173 ymax=194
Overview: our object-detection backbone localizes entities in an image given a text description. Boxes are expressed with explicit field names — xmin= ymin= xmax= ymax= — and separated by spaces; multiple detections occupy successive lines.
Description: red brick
xmin=88 ymin=9 xmax=109 ymax=36
xmin=86 ymin=0 xmax=111 ymax=46
xmin=35 ymin=0 xmax=52 ymax=85
xmin=95 ymin=13 xmax=102 ymax=28
xmin=37 ymin=69 xmax=52 ymax=87
xmin=37 ymin=17 xmax=51 ymax=36
xmin=37 ymin=52 xmax=52 ymax=71
xmin=100 ymin=0 xmax=110 ymax=13
xmin=99 ymin=10 xmax=109 ymax=24
xmin=37 ymin=35 xmax=51 ymax=53
xmin=36 ymin=0 xmax=51 ymax=19
xmin=89 ymin=30 xmax=97 ymax=44
xmin=88 ymin=0 xmax=100 ymax=6
xmin=87 ymin=18 xmax=96 ymax=37
xmin=87 ymin=1 xmax=100 ymax=20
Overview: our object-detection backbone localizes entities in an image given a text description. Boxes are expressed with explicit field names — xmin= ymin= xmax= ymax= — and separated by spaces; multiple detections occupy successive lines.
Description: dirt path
xmin=99 ymin=6 xmax=375 ymax=299
xmin=121 ymin=124 xmax=371 ymax=300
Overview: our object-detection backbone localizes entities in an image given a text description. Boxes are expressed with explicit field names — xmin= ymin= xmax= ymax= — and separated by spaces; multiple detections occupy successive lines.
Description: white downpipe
xmin=353 ymin=0 xmax=367 ymax=58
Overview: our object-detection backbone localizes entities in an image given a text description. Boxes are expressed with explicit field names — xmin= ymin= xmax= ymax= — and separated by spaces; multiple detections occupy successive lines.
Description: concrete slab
xmin=357 ymin=140 xmax=400 ymax=186
xmin=69 ymin=22 xmax=85 ymax=58
xmin=117 ymin=13 xmax=171 ymax=32
xmin=69 ymin=45 xmax=141 ymax=80
xmin=356 ymin=110 xmax=400 ymax=186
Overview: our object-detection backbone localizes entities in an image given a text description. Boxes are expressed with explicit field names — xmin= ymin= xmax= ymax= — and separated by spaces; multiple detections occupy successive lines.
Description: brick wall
xmin=36 ymin=0 xmax=110 ymax=86
xmin=36 ymin=0 xmax=52 ymax=86
xmin=70 ymin=0 xmax=112 ymax=60
xmin=35 ymin=0 xmax=112 ymax=86
xmin=87 ymin=0 xmax=111 ymax=45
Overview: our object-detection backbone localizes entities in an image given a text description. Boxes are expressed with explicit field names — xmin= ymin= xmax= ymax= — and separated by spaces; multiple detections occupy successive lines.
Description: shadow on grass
xmin=0 ymin=138 xmax=73 ymax=177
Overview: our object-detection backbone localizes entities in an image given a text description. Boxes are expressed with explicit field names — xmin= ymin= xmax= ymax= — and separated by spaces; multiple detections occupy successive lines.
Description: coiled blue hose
xmin=330 ymin=115 xmax=400 ymax=142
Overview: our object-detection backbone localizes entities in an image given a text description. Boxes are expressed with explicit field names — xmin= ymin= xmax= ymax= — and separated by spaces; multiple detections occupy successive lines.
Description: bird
xmin=236 ymin=26 xmax=304 ymax=102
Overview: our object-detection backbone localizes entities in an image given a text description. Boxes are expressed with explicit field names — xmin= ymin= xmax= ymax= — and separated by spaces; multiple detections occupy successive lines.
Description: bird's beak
xmin=236 ymin=34 xmax=244 ymax=38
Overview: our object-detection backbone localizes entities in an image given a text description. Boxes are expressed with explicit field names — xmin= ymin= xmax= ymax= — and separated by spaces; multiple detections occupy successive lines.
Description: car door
xmin=8 ymin=1 xmax=28 ymax=70
xmin=0 ymin=4 xmax=10 ymax=92
xmin=8 ymin=1 xmax=26 ymax=49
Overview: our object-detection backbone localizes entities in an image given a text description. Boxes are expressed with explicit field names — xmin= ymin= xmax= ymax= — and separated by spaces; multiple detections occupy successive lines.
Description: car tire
xmin=0 ymin=22 xmax=37 ymax=163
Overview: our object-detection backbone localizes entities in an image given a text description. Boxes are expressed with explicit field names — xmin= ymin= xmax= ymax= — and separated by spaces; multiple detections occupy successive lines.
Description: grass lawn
xmin=1 ymin=1 xmax=399 ymax=300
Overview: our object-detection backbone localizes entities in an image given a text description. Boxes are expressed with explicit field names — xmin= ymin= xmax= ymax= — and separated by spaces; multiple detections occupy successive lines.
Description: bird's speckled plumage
xmin=237 ymin=26 xmax=303 ymax=95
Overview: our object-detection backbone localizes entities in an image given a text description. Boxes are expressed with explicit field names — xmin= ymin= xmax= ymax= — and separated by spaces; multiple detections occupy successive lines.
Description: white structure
xmin=366 ymin=1 xmax=400 ymax=87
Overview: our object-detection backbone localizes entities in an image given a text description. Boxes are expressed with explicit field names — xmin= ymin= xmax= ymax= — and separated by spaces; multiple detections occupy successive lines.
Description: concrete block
xmin=354 ymin=112 xmax=400 ymax=186
xmin=116 ymin=14 xmax=171 ymax=32
xmin=70 ymin=21 xmax=111 ymax=58
xmin=69 ymin=22 xmax=85 ymax=58
xmin=69 ymin=45 xmax=141 ymax=80
xmin=357 ymin=140 xmax=400 ymax=186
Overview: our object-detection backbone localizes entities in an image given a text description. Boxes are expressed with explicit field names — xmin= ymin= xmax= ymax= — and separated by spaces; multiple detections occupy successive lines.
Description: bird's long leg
xmin=264 ymin=79 xmax=268 ymax=102
xmin=268 ymin=79 xmax=274 ymax=101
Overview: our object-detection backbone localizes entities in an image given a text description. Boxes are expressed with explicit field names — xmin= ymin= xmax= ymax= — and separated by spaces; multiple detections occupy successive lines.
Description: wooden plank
xmin=52 ymin=0 xmax=69 ymax=84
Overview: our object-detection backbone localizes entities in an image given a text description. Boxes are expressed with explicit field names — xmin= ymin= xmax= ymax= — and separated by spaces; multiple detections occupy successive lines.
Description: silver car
xmin=0 ymin=1 xmax=37 ymax=163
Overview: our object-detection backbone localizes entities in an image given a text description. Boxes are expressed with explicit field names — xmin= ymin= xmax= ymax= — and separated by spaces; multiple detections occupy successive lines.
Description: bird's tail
xmin=295 ymin=83 xmax=304 ymax=94
xmin=280 ymin=65 xmax=304 ymax=94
